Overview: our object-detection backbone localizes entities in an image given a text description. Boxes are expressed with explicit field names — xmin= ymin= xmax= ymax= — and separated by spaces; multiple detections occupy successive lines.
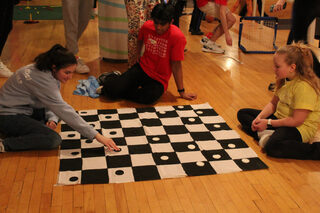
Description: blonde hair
xmin=275 ymin=43 xmax=320 ymax=94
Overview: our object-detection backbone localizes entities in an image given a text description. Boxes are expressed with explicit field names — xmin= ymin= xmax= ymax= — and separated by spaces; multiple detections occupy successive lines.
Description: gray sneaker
xmin=202 ymin=41 xmax=225 ymax=54
xmin=97 ymin=70 xmax=122 ymax=85
xmin=76 ymin=58 xmax=90 ymax=74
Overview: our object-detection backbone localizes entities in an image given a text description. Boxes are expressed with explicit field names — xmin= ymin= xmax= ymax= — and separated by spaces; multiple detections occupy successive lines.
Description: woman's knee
xmin=47 ymin=131 xmax=62 ymax=149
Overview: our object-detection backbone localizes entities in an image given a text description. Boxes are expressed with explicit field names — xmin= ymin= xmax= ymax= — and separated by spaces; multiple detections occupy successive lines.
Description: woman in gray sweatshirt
xmin=0 ymin=44 xmax=119 ymax=152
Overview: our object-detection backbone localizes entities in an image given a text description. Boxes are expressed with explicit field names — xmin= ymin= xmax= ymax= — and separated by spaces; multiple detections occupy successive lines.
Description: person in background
xmin=0 ymin=44 xmax=119 ymax=152
xmin=62 ymin=0 xmax=93 ymax=74
xmin=189 ymin=0 xmax=204 ymax=35
xmin=238 ymin=44 xmax=320 ymax=160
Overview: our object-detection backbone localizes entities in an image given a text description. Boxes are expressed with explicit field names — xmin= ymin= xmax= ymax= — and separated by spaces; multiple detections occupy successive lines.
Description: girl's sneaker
xmin=202 ymin=41 xmax=225 ymax=54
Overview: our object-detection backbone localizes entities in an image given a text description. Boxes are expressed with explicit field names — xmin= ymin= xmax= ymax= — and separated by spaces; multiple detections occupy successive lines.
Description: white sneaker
xmin=258 ymin=130 xmax=274 ymax=148
xmin=0 ymin=139 xmax=6 ymax=153
xmin=200 ymin=37 xmax=221 ymax=47
xmin=76 ymin=58 xmax=90 ymax=74
xmin=0 ymin=60 xmax=13 ymax=77
xmin=202 ymin=41 xmax=225 ymax=54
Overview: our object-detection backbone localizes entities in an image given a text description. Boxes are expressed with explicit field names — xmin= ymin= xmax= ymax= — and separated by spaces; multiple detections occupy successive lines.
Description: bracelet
xmin=267 ymin=119 xmax=272 ymax=126
xmin=178 ymin=88 xmax=185 ymax=93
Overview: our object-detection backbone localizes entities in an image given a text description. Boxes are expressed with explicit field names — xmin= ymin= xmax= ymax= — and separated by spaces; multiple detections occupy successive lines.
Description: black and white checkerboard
xmin=58 ymin=103 xmax=267 ymax=185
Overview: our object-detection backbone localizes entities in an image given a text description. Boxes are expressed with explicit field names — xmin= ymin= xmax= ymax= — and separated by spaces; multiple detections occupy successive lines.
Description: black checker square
xmin=205 ymin=123 xmax=231 ymax=131
xmin=234 ymin=158 xmax=268 ymax=171
xmin=81 ymin=147 xmax=106 ymax=158
xmin=58 ymin=103 xmax=268 ymax=185
xmin=122 ymin=127 xmax=145 ymax=137
xmin=119 ymin=113 xmax=139 ymax=120
xmin=132 ymin=165 xmax=161 ymax=181
xmin=201 ymin=149 xmax=232 ymax=161
xmin=100 ymin=120 xmax=122 ymax=129
xmin=128 ymin=144 xmax=152 ymax=154
xmin=147 ymin=135 xmax=170 ymax=144
xmin=171 ymin=142 xmax=200 ymax=152
xmin=81 ymin=169 xmax=109 ymax=184
xmin=60 ymin=158 xmax=82 ymax=171
xmin=182 ymin=161 xmax=216 ymax=176
xmin=107 ymin=155 xmax=132 ymax=168
xmin=140 ymin=118 xmax=162 ymax=126
xmin=152 ymin=152 xmax=181 ymax=165
xmin=190 ymin=131 xmax=215 ymax=141
xmin=60 ymin=139 xmax=81 ymax=149
xmin=218 ymin=138 xmax=249 ymax=149
xmin=164 ymin=125 xmax=189 ymax=134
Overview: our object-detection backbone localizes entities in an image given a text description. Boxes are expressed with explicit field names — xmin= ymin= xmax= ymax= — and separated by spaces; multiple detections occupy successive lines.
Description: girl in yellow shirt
xmin=237 ymin=44 xmax=320 ymax=160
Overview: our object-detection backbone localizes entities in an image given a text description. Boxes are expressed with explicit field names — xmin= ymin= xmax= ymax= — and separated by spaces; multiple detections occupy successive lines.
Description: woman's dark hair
xmin=34 ymin=44 xmax=77 ymax=72
xmin=151 ymin=3 xmax=174 ymax=25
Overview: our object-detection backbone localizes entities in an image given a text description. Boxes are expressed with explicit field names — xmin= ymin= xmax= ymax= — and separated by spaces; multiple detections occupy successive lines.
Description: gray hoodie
xmin=0 ymin=64 xmax=98 ymax=139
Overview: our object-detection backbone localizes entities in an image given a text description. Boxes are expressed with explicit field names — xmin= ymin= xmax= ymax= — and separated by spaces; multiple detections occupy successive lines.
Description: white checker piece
xmin=211 ymin=130 xmax=240 ymax=140
xmin=120 ymin=118 xmax=142 ymax=128
xmin=83 ymin=157 xmax=107 ymax=170
xmin=160 ymin=117 xmax=183 ymax=126
xmin=131 ymin=153 xmax=156 ymax=166
xmin=157 ymin=164 xmax=187 ymax=179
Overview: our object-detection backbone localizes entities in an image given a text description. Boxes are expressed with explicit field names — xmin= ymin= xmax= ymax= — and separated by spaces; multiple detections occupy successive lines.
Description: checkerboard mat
xmin=58 ymin=103 xmax=267 ymax=185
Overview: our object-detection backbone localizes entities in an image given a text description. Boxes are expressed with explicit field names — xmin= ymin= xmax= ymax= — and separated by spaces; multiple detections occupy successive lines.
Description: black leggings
xmin=237 ymin=108 xmax=320 ymax=160
xmin=0 ymin=0 xmax=14 ymax=55
xmin=102 ymin=63 xmax=164 ymax=105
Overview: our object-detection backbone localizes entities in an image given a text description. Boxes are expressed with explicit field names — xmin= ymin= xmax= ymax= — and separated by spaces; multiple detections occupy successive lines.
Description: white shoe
xmin=76 ymin=58 xmax=90 ymax=74
xmin=0 ymin=60 xmax=13 ymax=77
xmin=0 ymin=139 xmax=6 ymax=153
xmin=258 ymin=130 xmax=274 ymax=148
xmin=202 ymin=41 xmax=225 ymax=54
xmin=200 ymin=37 xmax=221 ymax=47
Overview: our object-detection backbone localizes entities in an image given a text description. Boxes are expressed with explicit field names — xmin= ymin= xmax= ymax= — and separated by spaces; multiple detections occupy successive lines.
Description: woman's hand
xmin=252 ymin=118 xmax=268 ymax=132
xmin=95 ymin=133 xmax=119 ymax=151
xmin=46 ymin=120 xmax=57 ymax=130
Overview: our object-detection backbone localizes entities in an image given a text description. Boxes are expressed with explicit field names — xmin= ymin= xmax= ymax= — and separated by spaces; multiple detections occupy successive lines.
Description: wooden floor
xmin=1 ymin=4 xmax=320 ymax=213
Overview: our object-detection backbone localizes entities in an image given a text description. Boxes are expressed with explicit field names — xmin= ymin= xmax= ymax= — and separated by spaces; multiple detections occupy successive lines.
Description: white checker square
xmin=176 ymin=110 xmax=198 ymax=117
xmin=98 ymin=113 xmax=119 ymax=121
xmin=196 ymin=140 xmax=223 ymax=150
xmin=58 ymin=171 xmax=81 ymax=185
xmin=131 ymin=153 xmax=156 ymax=166
xmin=78 ymin=110 xmax=97 ymax=116
xmin=60 ymin=131 xmax=81 ymax=140
xmin=226 ymin=148 xmax=258 ymax=159
xmin=82 ymin=157 xmax=107 ymax=170
xmin=81 ymin=139 xmax=103 ymax=149
xmin=200 ymin=116 xmax=225 ymax=124
xmin=168 ymin=133 xmax=193 ymax=143
xmin=138 ymin=112 xmax=158 ymax=119
xmin=191 ymin=103 xmax=212 ymax=109
xmin=143 ymin=126 xmax=166 ymax=136
xmin=120 ymin=118 xmax=142 ymax=128
xmin=87 ymin=121 xmax=101 ymax=129
xmin=59 ymin=149 xmax=81 ymax=159
xmin=155 ymin=105 xmax=175 ymax=112
xmin=160 ymin=117 xmax=183 ymax=126
xmin=102 ymin=128 xmax=124 ymax=138
xmin=185 ymin=124 xmax=208 ymax=132
xmin=211 ymin=130 xmax=240 ymax=140
xmin=117 ymin=108 xmax=137 ymax=114
xmin=176 ymin=151 xmax=207 ymax=163
xmin=157 ymin=164 xmax=187 ymax=179
xmin=210 ymin=160 xmax=242 ymax=174
xmin=125 ymin=136 xmax=148 ymax=145
xmin=150 ymin=143 xmax=174 ymax=153
xmin=108 ymin=167 xmax=135 ymax=183
xmin=105 ymin=146 xmax=129 ymax=156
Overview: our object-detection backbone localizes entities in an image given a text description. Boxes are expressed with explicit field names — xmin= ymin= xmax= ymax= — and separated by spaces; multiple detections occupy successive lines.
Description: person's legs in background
xmin=189 ymin=0 xmax=204 ymax=35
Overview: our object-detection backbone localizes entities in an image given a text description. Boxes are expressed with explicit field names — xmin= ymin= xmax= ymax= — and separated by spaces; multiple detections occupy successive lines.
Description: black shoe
xmin=191 ymin=30 xmax=204 ymax=35
xmin=97 ymin=70 xmax=121 ymax=85
xmin=268 ymin=82 xmax=276 ymax=91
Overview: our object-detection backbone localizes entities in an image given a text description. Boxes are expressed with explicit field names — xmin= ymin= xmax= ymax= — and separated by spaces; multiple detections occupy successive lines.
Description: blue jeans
xmin=0 ymin=115 xmax=61 ymax=151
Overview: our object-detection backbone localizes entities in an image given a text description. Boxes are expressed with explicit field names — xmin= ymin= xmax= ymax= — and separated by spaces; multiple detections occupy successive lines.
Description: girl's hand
xmin=252 ymin=119 xmax=268 ymax=132
xmin=95 ymin=133 xmax=119 ymax=151
xmin=180 ymin=92 xmax=197 ymax=100
xmin=46 ymin=121 xmax=57 ymax=130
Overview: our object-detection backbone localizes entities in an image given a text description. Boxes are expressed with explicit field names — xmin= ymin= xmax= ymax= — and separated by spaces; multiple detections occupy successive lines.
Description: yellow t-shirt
xmin=274 ymin=77 xmax=320 ymax=143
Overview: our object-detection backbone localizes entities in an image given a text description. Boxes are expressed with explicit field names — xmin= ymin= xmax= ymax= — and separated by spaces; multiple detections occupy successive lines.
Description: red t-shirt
xmin=138 ymin=20 xmax=186 ymax=91
xmin=197 ymin=0 xmax=227 ymax=8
